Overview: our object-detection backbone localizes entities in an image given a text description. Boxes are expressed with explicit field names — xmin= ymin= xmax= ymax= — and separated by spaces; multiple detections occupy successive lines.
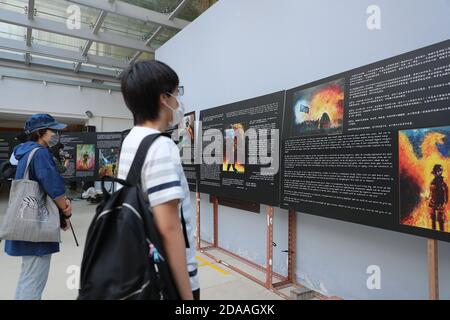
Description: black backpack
xmin=78 ymin=133 xmax=188 ymax=300
xmin=0 ymin=160 xmax=16 ymax=181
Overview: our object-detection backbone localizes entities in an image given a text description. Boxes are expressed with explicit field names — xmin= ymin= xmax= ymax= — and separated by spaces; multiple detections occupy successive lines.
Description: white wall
xmin=157 ymin=0 xmax=450 ymax=299
xmin=0 ymin=71 xmax=133 ymax=132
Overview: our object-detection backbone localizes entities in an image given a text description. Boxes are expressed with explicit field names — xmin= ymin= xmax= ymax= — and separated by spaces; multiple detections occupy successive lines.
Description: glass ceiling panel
xmin=88 ymin=42 xmax=136 ymax=61
xmin=0 ymin=22 xmax=26 ymax=41
xmin=0 ymin=0 xmax=216 ymax=77
xmin=153 ymin=28 xmax=179 ymax=47
xmin=0 ymin=0 xmax=27 ymax=14
xmin=101 ymin=12 xmax=159 ymax=42
xmin=32 ymin=29 xmax=85 ymax=52
xmin=178 ymin=0 xmax=217 ymax=22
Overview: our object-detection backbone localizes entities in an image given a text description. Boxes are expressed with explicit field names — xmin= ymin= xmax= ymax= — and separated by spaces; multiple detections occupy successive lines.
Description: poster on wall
xmin=96 ymin=132 xmax=122 ymax=179
xmin=166 ymin=111 xmax=199 ymax=192
xmin=199 ymin=91 xmax=285 ymax=206
xmin=280 ymin=39 xmax=450 ymax=241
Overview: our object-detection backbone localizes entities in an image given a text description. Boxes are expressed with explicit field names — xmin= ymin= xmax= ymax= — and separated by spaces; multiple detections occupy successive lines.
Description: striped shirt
xmin=117 ymin=126 xmax=199 ymax=291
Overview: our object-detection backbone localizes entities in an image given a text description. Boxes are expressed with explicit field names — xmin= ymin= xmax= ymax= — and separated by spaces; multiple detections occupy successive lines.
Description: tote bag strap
xmin=23 ymin=147 xmax=42 ymax=180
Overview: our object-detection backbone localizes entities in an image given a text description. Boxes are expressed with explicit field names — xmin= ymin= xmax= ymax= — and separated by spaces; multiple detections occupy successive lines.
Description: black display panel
xmin=59 ymin=132 xmax=98 ymax=181
xmin=166 ymin=111 xmax=199 ymax=192
xmin=281 ymin=39 xmax=450 ymax=241
xmin=199 ymin=91 xmax=285 ymax=206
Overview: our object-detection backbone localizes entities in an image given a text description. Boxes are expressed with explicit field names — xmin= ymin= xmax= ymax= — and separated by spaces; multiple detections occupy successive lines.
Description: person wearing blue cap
xmin=4 ymin=113 xmax=73 ymax=300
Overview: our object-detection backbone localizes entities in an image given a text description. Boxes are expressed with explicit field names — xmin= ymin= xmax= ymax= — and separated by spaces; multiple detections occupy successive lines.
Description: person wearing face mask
xmin=118 ymin=60 xmax=199 ymax=300
xmin=4 ymin=114 xmax=72 ymax=300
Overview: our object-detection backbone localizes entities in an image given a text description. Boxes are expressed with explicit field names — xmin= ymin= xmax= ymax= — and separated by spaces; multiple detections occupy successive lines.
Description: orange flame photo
xmin=399 ymin=126 xmax=450 ymax=232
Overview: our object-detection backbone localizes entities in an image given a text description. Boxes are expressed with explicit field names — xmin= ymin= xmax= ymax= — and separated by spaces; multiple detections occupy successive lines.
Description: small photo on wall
xmin=399 ymin=126 xmax=450 ymax=233
xmin=179 ymin=114 xmax=195 ymax=145
xmin=76 ymin=144 xmax=95 ymax=171
xmin=290 ymin=78 xmax=345 ymax=138
xmin=223 ymin=123 xmax=245 ymax=174
xmin=98 ymin=148 xmax=119 ymax=178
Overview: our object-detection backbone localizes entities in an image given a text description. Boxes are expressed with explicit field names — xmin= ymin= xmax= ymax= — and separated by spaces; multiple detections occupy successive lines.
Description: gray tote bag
xmin=0 ymin=148 xmax=61 ymax=242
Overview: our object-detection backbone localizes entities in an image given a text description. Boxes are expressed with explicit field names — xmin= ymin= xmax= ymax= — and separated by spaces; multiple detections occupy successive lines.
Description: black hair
xmin=28 ymin=128 xmax=49 ymax=142
xmin=120 ymin=60 xmax=179 ymax=125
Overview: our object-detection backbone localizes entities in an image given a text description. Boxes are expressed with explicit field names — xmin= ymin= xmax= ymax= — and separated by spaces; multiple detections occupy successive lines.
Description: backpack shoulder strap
xmin=126 ymin=132 xmax=190 ymax=248
xmin=181 ymin=206 xmax=190 ymax=249
xmin=126 ymin=133 xmax=170 ymax=186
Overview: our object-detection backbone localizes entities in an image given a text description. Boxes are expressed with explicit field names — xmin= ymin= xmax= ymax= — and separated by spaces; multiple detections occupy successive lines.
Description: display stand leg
xmin=196 ymin=192 xmax=201 ymax=250
xmin=428 ymin=239 xmax=439 ymax=300
xmin=288 ymin=209 xmax=297 ymax=284
xmin=213 ymin=195 xmax=219 ymax=247
xmin=266 ymin=206 xmax=274 ymax=289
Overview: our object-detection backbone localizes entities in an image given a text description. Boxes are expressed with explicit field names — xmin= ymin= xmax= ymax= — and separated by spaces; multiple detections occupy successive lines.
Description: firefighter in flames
xmin=428 ymin=164 xmax=448 ymax=231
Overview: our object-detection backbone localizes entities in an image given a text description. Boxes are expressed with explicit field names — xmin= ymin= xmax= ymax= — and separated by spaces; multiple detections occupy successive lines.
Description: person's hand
xmin=62 ymin=219 xmax=71 ymax=231
xmin=62 ymin=199 xmax=72 ymax=217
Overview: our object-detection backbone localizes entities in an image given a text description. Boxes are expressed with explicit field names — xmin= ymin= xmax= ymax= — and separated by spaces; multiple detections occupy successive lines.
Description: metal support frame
xmin=197 ymin=193 xmax=300 ymax=299
xmin=26 ymin=0 xmax=35 ymax=46
xmin=0 ymin=9 xmax=155 ymax=54
xmin=428 ymin=239 xmax=439 ymax=300
xmin=67 ymin=0 xmax=189 ymax=30
xmin=74 ymin=10 xmax=108 ymax=73
xmin=25 ymin=0 xmax=35 ymax=67
xmin=266 ymin=206 xmax=274 ymax=289
xmin=0 ymin=37 xmax=127 ymax=70
xmin=196 ymin=192 xmax=201 ymax=250
xmin=0 ymin=0 xmax=196 ymax=79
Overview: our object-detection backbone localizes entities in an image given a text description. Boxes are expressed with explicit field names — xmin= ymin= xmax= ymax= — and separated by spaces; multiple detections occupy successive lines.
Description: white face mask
xmin=47 ymin=131 xmax=60 ymax=148
xmin=164 ymin=93 xmax=185 ymax=127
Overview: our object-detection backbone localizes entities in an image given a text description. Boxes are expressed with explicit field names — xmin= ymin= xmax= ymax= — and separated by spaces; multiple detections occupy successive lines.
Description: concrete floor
xmin=0 ymin=188 xmax=283 ymax=300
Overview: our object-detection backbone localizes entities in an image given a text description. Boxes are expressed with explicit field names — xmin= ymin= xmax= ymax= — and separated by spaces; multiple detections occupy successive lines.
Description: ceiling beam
xmin=26 ymin=0 xmax=35 ymax=49
xmin=0 ymin=9 xmax=155 ymax=54
xmin=0 ymin=66 xmax=121 ymax=91
xmin=0 ymin=51 xmax=119 ymax=78
xmin=0 ymin=37 xmax=128 ymax=69
xmin=27 ymin=0 xmax=35 ymax=20
xmin=75 ymin=10 xmax=108 ymax=73
xmin=169 ymin=0 xmax=191 ymax=19
xmin=66 ymin=0 xmax=189 ymax=30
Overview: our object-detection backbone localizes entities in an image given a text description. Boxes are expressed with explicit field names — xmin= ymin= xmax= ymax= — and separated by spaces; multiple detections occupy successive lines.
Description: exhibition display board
xmin=59 ymin=132 xmax=122 ymax=181
xmin=199 ymin=91 xmax=285 ymax=206
xmin=281 ymin=39 xmax=450 ymax=241
xmin=198 ymin=39 xmax=450 ymax=242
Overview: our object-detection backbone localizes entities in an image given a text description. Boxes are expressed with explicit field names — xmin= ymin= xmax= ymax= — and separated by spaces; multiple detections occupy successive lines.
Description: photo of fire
xmin=290 ymin=78 xmax=345 ymax=137
xmin=223 ymin=123 xmax=245 ymax=173
xmin=76 ymin=144 xmax=95 ymax=171
xmin=98 ymin=148 xmax=119 ymax=178
xmin=399 ymin=126 xmax=450 ymax=233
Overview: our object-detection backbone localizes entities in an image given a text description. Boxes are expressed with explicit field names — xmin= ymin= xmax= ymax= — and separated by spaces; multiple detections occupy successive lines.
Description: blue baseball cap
xmin=24 ymin=113 xmax=67 ymax=134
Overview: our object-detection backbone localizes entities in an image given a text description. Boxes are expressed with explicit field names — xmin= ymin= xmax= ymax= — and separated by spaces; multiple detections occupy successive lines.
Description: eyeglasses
xmin=173 ymin=86 xmax=184 ymax=97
